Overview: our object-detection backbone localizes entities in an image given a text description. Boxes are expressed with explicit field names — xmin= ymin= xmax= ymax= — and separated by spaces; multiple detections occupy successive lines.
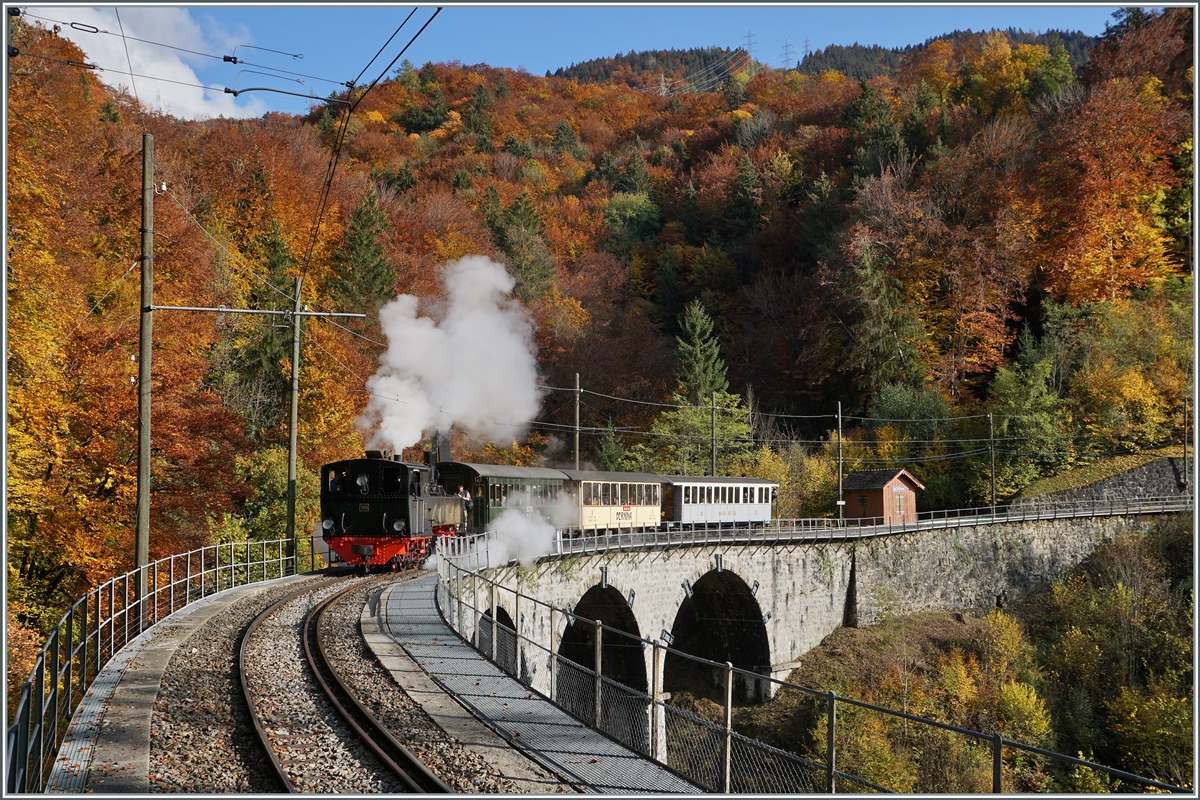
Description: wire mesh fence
xmin=662 ymin=702 xmax=725 ymax=790
xmin=730 ymin=730 xmax=824 ymax=794
xmin=5 ymin=536 xmax=324 ymax=793
xmin=494 ymin=622 xmax=519 ymax=678
xmin=598 ymin=675 xmax=651 ymax=756
xmin=553 ymin=653 xmax=597 ymax=726
xmin=438 ymin=534 xmax=1193 ymax=795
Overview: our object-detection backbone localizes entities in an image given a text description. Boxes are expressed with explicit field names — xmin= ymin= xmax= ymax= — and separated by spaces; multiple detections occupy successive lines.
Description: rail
xmin=5 ymin=536 xmax=326 ymax=794
xmin=545 ymin=494 xmax=1193 ymax=558
xmin=437 ymin=535 xmax=1191 ymax=794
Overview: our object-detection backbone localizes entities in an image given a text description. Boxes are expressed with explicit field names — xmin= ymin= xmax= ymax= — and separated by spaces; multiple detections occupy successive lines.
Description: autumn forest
xmin=5 ymin=7 xmax=1194 ymax=762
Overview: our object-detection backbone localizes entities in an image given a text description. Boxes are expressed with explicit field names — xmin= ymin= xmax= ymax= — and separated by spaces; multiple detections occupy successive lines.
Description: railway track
xmin=239 ymin=572 xmax=451 ymax=793
xmin=303 ymin=578 xmax=452 ymax=793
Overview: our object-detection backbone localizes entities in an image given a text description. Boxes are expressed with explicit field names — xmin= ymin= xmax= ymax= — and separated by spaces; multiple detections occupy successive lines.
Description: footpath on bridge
xmin=376 ymin=574 xmax=700 ymax=794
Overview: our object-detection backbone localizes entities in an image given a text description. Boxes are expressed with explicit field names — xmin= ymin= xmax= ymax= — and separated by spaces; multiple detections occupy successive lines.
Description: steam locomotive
xmin=319 ymin=450 xmax=778 ymax=569
xmin=319 ymin=451 xmax=463 ymax=570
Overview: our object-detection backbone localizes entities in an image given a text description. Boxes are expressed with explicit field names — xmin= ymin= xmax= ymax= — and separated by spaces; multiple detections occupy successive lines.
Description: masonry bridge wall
xmin=472 ymin=513 xmax=1172 ymax=703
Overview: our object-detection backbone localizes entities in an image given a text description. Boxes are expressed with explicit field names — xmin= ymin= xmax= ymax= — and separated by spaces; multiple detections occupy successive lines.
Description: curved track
xmin=304 ymin=579 xmax=452 ymax=793
xmin=239 ymin=572 xmax=451 ymax=793
xmin=239 ymin=580 xmax=330 ymax=792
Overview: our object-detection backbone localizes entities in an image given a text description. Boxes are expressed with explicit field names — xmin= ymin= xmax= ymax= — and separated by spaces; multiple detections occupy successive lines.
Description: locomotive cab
xmin=320 ymin=452 xmax=444 ymax=568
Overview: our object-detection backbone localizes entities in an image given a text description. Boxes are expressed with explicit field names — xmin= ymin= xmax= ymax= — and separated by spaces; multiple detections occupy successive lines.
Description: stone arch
xmin=556 ymin=584 xmax=648 ymax=749
xmin=664 ymin=568 xmax=771 ymax=703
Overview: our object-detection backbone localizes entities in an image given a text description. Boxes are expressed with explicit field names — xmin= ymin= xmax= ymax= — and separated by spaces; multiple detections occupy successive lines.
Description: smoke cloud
xmin=358 ymin=256 xmax=542 ymax=453
xmin=485 ymin=508 xmax=557 ymax=567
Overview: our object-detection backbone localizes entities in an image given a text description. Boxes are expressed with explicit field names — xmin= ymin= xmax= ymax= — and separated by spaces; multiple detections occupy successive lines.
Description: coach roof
xmin=438 ymin=463 xmax=568 ymax=480
xmin=660 ymin=475 xmax=777 ymax=485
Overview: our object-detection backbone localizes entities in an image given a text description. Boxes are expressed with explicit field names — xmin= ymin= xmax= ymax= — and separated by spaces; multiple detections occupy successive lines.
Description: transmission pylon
xmin=781 ymin=39 xmax=797 ymax=71
xmin=743 ymin=30 xmax=757 ymax=76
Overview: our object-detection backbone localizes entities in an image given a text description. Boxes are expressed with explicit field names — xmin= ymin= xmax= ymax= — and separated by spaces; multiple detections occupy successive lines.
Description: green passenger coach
xmin=435 ymin=462 xmax=568 ymax=533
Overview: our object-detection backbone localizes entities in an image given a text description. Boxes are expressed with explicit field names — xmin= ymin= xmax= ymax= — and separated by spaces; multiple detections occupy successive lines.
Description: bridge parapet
xmin=543 ymin=494 xmax=1191 ymax=558
xmin=436 ymin=529 xmax=1190 ymax=794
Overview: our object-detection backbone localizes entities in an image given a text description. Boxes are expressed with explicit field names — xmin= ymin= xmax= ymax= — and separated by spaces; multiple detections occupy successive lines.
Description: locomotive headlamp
xmin=356 ymin=475 xmax=369 ymax=487
xmin=392 ymin=520 xmax=404 ymax=531
xmin=322 ymin=519 xmax=333 ymax=530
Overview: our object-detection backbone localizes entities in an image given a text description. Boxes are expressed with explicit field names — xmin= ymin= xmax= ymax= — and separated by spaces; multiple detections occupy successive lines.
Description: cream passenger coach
xmin=432 ymin=461 xmax=778 ymax=534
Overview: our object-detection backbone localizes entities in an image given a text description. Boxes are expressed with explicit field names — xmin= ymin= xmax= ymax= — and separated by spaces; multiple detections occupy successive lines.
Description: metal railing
xmin=545 ymin=494 xmax=1193 ymax=557
xmin=5 ymin=537 xmax=325 ymax=794
xmin=437 ymin=533 xmax=1190 ymax=794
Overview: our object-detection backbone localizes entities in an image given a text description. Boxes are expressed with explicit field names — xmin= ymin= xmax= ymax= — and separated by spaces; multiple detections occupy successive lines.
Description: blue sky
xmin=22 ymin=4 xmax=1126 ymax=119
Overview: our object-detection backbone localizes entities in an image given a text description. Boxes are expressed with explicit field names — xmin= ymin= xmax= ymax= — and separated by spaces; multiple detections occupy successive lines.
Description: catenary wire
xmin=299 ymin=8 xmax=439 ymax=280
xmin=19 ymin=260 xmax=140 ymax=384
xmin=112 ymin=8 xmax=139 ymax=107
xmin=22 ymin=11 xmax=351 ymax=88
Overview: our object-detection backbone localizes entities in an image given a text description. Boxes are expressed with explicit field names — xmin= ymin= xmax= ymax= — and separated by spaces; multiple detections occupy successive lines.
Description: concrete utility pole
xmin=135 ymin=134 xmax=154 ymax=612
xmin=711 ymin=391 xmax=717 ymax=477
xmin=286 ymin=276 xmax=303 ymax=566
xmin=574 ymin=372 xmax=580 ymax=470
xmin=837 ymin=401 xmax=844 ymax=524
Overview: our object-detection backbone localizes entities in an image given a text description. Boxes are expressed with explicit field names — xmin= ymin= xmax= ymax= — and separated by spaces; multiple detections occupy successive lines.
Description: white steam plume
xmin=484 ymin=508 xmax=556 ymax=567
xmin=358 ymin=256 xmax=542 ymax=453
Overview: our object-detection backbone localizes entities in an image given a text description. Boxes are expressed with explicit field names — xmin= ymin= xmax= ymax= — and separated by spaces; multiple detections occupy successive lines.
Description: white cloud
xmin=24 ymin=6 xmax=269 ymax=120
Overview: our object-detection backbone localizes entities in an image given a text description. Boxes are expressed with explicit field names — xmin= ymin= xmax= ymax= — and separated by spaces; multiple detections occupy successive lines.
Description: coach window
xmin=636 ymin=484 xmax=644 ymax=505
xmin=684 ymin=486 xmax=691 ymax=504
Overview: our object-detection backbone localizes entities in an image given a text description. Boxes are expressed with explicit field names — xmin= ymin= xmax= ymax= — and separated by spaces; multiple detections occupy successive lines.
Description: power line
xmin=112 ymin=8 xmax=139 ymax=107
xmin=22 ymin=11 xmax=352 ymax=89
xmin=351 ymin=7 xmax=418 ymax=87
xmin=17 ymin=260 xmax=140 ymax=386
xmin=162 ymin=190 xmax=297 ymax=307
xmin=298 ymin=7 xmax=440 ymax=278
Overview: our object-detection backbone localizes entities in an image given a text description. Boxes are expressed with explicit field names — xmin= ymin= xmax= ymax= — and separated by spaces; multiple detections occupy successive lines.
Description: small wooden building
xmin=843 ymin=468 xmax=925 ymax=524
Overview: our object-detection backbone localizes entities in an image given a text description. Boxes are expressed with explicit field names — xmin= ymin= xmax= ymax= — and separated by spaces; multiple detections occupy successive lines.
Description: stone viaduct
xmin=447 ymin=511 xmax=1183 ymax=708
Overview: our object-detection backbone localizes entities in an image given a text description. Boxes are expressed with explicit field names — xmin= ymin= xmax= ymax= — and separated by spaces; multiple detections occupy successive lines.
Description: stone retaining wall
xmin=1010 ymin=457 xmax=1191 ymax=511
